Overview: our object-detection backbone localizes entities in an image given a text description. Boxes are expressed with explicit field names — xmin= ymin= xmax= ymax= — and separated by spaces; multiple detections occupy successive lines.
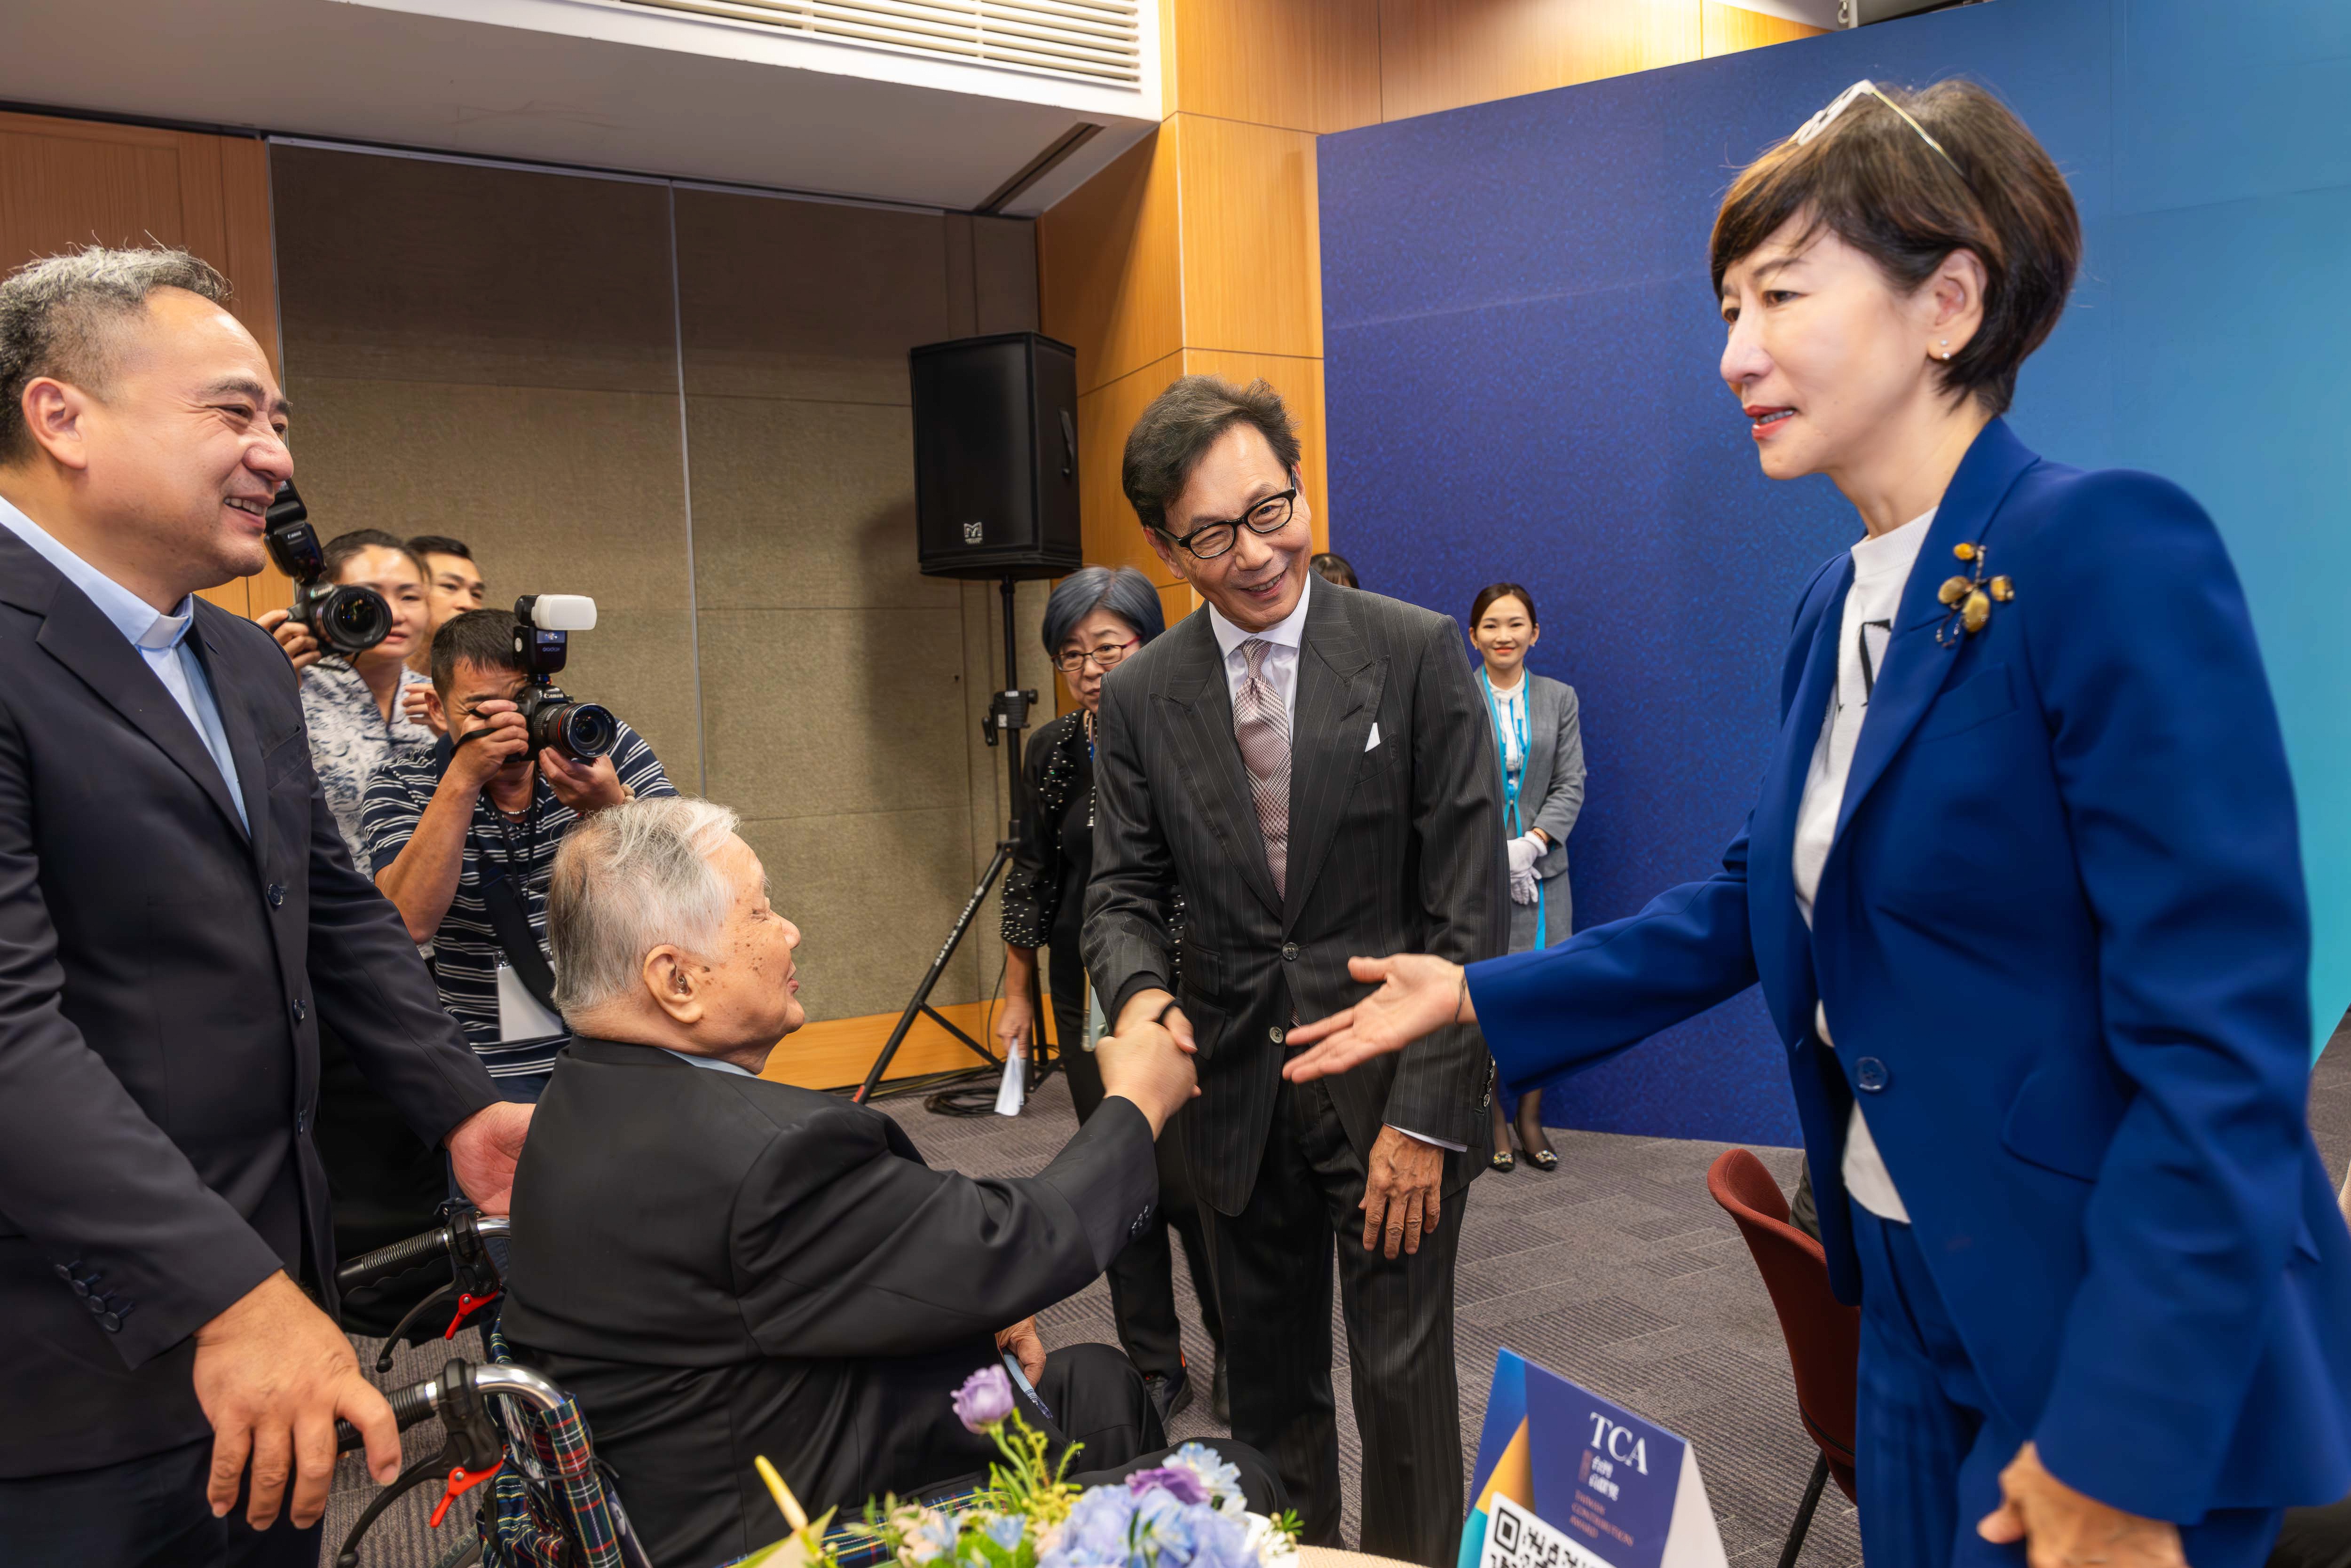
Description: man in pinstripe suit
xmin=1084 ymin=376 xmax=1508 ymax=1565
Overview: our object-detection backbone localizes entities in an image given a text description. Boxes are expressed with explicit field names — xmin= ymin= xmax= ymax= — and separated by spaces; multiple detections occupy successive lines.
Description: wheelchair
xmin=332 ymin=1211 xmax=926 ymax=1568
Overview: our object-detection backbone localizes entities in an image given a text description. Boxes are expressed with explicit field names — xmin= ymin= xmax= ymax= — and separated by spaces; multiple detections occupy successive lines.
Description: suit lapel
xmin=5 ymin=537 xmax=254 ymax=845
xmin=1283 ymin=587 xmax=1382 ymax=931
xmin=1830 ymin=418 xmax=2040 ymax=845
xmin=1156 ymin=615 xmax=1284 ymax=920
xmin=1516 ymin=675 xmax=1554 ymax=818
xmin=192 ymin=607 xmax=271 ymax=867
xmin=1752 ymin=559 xmax=1849 ymax=1043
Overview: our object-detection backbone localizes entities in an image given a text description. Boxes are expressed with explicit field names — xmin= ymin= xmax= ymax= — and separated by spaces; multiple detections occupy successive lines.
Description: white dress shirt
xmin=1208 ymin=576 xmax=1463 ymax=1153
xmin=1206 ymin=570 xmax=1311 ymax=719
xmin=1792 ymin=508 xmax=1934 ymax=1224
xmin=0 ymin=496 xmax=248 ymax=829
xmin=663 ymin=1048 xmax=758 ymax=1079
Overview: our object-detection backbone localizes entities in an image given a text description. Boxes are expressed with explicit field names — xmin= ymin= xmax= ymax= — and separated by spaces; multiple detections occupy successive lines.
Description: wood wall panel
xmin=1037 ymin=130 xmax=1183 ymax=396
xmin=0 ymin=110 xmax=289 ymax=615
xmin=1167 ymin=0 xmax=1382 ymax=134
xmin=1179 ymin=347 xmax=1329 ymax=555
xmin=1076 ymin=348 xmax=1187 ymax=584
xmin=1172 ymin=114 xmax=1322 ymax=360
xmin=1702 ymin=3 xmax=1829 ymax=56
xmin=1376 ymin=0 xmax=1704 ymax=121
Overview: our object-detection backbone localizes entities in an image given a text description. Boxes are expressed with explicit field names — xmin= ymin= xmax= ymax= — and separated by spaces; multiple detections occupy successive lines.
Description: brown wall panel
xmin=1037 ymin=130 xmax=1182 ymax=396
xmin=1703 ymin=3 xmax=1829 ymax=56
xmin=0 ymin=110 xmax=287 ymax=615
xmin=675 ymin=190 xmax=952 ymax=405
xmin=274 ymin=148 xmax=675 ymax=394
xmin=1173 ymin=114 xmax=1323 ymax=361
xmin=1376 ymin=0 xmax=1703 ymax=121
xmin=1167 ymin=0 xmax=1382 ymax=134
xmin=1075 ymin=348 xmax=1187 ymax=585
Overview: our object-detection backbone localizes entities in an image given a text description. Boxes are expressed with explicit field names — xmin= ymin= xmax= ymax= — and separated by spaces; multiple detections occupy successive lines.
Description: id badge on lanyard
xmin=497 ymin=954 xmax=565 ymax=1042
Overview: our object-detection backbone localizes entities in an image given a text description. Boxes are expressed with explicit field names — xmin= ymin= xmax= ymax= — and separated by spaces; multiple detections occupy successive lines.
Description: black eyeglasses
xmin=1156 ymin=488 xmax=1300 ymax=561
xmin=1052 ymin=637 xmax=1139 ymax=674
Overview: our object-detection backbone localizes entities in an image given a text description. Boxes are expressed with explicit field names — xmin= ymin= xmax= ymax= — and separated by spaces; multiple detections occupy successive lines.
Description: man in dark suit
xmin=0 ymin=248 xmax=529 ymax=1567
xmin=500 ymin=797 xmax=1278 ymax=1568
xmin=1083 ymin=376 xmax=1508 ymax=1564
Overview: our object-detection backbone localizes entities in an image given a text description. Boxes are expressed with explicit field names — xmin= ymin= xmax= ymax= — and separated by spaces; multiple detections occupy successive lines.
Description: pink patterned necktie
xmin=1234 ymin=638 xmax=1291 ymax=896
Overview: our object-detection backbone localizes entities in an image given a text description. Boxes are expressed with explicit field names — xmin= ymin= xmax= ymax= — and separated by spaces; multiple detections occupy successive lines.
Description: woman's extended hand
xmin=1282 ymin=954 xmax=1469 ymax=1082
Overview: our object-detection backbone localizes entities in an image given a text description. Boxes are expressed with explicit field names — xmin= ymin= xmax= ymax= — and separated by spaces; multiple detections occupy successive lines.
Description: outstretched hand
xmin=1282 ymin=953 xmax=1469 ymax=1083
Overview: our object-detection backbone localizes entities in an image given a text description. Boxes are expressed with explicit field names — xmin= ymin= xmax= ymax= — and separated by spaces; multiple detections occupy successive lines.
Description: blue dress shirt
xmin=0 ymin=496 xmax=248 ymax=830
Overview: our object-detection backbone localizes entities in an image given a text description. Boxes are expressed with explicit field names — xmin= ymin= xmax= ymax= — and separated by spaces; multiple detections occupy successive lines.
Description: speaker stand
xmin=853 ymin=575 xmax=1043 ymax=1105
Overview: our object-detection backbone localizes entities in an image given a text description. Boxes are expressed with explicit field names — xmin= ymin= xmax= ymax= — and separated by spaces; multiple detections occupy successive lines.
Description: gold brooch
xmin=1934 ymin=540 xmax=2013 ymax=646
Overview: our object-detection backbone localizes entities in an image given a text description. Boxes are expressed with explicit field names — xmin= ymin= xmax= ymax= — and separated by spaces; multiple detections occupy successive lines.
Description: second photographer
xmin=364 ymin=607 xmax=676 ymax=1102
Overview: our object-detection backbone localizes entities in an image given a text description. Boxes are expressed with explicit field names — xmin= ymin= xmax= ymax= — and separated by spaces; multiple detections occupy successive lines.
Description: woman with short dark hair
xmin=1284 ymin=79 xmax=2351 ymax=1566
xmin=1465 ymin=582 xmax=1583 ymax=1174
xmin=997 ymin=565 xmax=1223 ymax=1422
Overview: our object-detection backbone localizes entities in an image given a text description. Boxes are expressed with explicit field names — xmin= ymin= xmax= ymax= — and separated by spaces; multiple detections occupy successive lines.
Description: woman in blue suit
xmin=1282 ymin=80 xmax=2351 ymax=1568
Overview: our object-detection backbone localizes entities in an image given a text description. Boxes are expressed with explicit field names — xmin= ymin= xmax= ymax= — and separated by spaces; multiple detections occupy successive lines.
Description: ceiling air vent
xmin=618 ymin=0 xmax=1143 ymax=85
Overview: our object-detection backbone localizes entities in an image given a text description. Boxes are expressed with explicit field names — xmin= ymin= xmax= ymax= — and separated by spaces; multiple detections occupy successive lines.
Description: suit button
xmin=1281 ymin=943 xmax=1299 ymax=962
xmin=70 ymin=1270 xmax=102 ymax=1299
xmin=52 ymin=1261 xmax=75 ymax=1282
xmin=267 ymin=883 xmax=285 ymax=908
xmin=1855 ymin=1057 xmax=1890 ymax=1093
xmin=297 ymin=1109 xmax=312 ymax=1134
xmin=98 ymin=1311 xmax=123 ymax=1333
xmin=292 ymin=998 xmax=308 ymax=1023
xmin=1268 ymin=1026 xmax=1286 ymax=1046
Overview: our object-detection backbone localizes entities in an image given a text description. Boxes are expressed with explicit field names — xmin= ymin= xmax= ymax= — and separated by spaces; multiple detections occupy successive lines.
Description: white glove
xmin=1506 ymin=835 xmax=1543 ymax=876
xmin=1509 ymin=866 xmax=1539 ymax=906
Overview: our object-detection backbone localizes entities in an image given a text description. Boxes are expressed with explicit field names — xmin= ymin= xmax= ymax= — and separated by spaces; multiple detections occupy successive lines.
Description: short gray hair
xmin=1041 ymin=565 xmax=1166 ymax=656
xmin=549 ymin=796 xmax=743 ymax=1018
xmin=0 ymin=246 xmax=231 ymax=462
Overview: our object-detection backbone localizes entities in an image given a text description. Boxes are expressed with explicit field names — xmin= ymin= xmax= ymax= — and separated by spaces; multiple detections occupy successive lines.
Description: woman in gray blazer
xmin=1469 ymin=583 xmax=1585 ymax=1171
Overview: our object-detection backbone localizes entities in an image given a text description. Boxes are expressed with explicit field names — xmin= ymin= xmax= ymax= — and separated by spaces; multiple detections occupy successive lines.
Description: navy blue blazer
xmin=1469 ymin=419 xmax=2351 ymax=1521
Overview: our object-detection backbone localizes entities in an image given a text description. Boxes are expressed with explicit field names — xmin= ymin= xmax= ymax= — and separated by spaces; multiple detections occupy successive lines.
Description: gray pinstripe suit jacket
xmin=1083 ymin=582 xmax=1510 ymax=1216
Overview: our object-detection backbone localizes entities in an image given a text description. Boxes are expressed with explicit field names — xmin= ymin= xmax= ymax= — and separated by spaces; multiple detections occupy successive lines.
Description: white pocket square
xmin=1365 ymin=723 xmax=1381 ymax=752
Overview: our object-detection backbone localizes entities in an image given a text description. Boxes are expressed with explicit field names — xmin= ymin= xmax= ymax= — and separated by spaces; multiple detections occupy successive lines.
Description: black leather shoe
xmin=1211 ymin=1358 xmax=1230 ymax=1425
xmin=1144 ymin=1365 xmax=1194 ymax=1426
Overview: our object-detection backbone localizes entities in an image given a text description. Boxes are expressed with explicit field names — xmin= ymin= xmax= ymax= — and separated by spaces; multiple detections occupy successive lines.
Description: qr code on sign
xmin=1479 ymin=1494 xmax=1616 ymax=1568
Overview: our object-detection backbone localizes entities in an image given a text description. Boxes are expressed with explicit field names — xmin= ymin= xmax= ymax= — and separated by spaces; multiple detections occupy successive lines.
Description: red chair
xmin=1706 ymin=1149 xmax=1860 ymax=1568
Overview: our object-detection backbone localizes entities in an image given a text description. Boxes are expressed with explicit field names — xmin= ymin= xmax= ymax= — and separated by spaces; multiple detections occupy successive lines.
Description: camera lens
xmin=553 ymin=702 xmax=618 ymax=761
xmin=317 ymin=585 xmax=391 ymax=655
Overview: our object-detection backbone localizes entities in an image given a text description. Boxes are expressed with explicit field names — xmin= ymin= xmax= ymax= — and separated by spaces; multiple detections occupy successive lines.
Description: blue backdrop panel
xmin=1320 ymin=0 xmax=2351 ymax=1146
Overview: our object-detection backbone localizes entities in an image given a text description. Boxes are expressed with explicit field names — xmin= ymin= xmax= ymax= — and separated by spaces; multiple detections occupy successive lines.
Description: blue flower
xmin=1166 ymin=1445 xmax=1244 ymax=1509
xmin=1042 ymin=1486 xmax=1145 ymax=1568
xmin=985 ymin=1514 xmax=1030 ymax=1554
xmin=1133 ymin=1490 xmax=1255 ymax=1568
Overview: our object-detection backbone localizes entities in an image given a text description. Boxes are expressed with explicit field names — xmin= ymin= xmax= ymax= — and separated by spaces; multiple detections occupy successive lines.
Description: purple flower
xmin=1126 ymin=1467 xmax=1208 ymax=1506
xmin=953 ymin=1364 xmax=1016 ymax=1432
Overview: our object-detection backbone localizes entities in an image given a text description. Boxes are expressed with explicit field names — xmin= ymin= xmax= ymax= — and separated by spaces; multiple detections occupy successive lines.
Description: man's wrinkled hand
xmin=1284 ymin=954 xmax=1467 ymax=1084
xmin=1095 ymin=1013 xmax=1199 ymax=1136
xmin=447 ymin=1101 xmax=534 ymax=1215
xmin=995 ymin=1317 xmax=1047 ymax=1385
xmin=1360 ymin=1126 xmax=1444 ymax=1259
xmin=192 ymin=1272 xmax=401 ymax=1530
xmin=1978 ymin=1442 xmax=2185 ymax=1568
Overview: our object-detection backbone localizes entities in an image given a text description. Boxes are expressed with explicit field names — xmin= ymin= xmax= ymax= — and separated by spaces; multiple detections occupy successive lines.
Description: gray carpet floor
xmin=329 ymin=1033 xmax=2351 ymax=1568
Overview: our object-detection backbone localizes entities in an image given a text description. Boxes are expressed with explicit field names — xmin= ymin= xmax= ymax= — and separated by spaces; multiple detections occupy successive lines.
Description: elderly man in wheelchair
xmin=393 ymin=796 xmax=1273 ymax=1568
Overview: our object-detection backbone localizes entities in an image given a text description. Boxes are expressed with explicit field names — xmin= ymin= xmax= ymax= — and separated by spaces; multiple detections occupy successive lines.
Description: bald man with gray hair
xmin=499 ymin=797 xmax=1279 ymax=1568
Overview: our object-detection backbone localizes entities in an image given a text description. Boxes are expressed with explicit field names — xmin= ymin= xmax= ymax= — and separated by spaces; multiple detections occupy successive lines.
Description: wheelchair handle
xmin=334 ymin=1359 xmax=571 ymax=1453
xmin=335 ymin=1213 xmax=511 ymax=1298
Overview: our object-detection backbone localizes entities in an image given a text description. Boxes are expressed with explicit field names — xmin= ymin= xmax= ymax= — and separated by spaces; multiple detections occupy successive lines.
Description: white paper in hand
xmin=994 ymin=1041 xmax=1026 ymax=1117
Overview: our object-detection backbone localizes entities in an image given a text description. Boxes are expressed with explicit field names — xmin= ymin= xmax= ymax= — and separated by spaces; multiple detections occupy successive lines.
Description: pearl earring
xmin=1938 ymin=338 xmax=1953 ymax=361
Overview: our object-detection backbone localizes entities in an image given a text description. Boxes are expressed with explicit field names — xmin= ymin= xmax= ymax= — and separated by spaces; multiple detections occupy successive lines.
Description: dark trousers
xmin=1032 ymin=1344 xmax=1285 ymax=1518
xmin=1048 ymin=961 xmax=1224 ymax=1381
xmin=1206 ymin=1072 xmax=1464 ymax=1567
xmin=315 ymin=1016 xmax=450 ymax=1336
xmin=1851 ymin=1204 xmax=2281 ymax=1568
xmin=0 ymin=1435 xmax=321 ymax=1568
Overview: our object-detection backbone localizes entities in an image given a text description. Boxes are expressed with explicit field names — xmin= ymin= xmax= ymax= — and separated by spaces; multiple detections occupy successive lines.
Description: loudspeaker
xmin=911 ymin=332 xmax=1082 ymax=581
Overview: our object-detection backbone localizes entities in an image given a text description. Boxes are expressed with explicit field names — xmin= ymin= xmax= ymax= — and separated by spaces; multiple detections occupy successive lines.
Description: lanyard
xmin=1480 ymin=667 xmax=1550 ymax=946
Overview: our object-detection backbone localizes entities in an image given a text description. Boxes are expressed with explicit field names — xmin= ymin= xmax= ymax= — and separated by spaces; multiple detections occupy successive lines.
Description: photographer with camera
xmin=253 ymin=515 xmax=434 ymax=873
xmin=401 ymin=534 xmax=486 ymax=733
xmin=363 ymin=605 xmax=674 ymax=1100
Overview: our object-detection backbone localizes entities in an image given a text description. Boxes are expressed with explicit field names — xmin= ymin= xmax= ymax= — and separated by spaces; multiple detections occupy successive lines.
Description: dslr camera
xmin=512 ymin=595 xmax=618 ymax=763
xmin=262 ymin=482 xmax=391 ymax=656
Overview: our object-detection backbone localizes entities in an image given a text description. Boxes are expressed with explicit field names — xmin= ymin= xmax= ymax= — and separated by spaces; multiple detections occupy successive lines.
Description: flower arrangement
xmin=736 ymin=1365 xmax=1302 ymax=1568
